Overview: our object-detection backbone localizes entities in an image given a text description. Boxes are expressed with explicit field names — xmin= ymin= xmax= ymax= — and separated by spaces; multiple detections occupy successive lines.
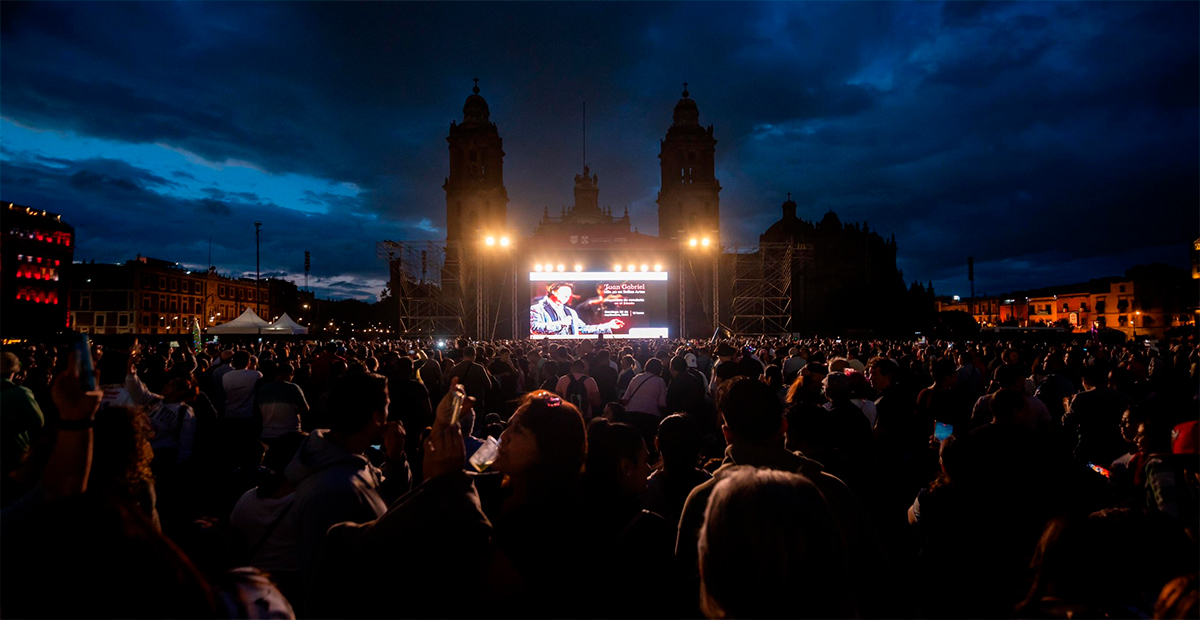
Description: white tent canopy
xmin=264 ymin=313 xmax=308 ymax=335
xmin=206 ymin=308 xmax=271 ymax=334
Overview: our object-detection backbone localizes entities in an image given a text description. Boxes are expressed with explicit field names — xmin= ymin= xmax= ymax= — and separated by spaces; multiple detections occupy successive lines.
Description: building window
xmin=1080 ymin=302 xmax=1088 ymax=312
xmin=220 ymin=285 xmax=227 ymax=297
xmin=170 ymin=278 xmax=177 ymax=291
xmin=1118 ymin=315 xmax=1128 ymax=326
xmin=159 ymin=276 xmax=166 ymax=290
xmin=142 ymin=275 xmax=151 ymax=289
xmin=1062 ymin=303 xmax=1069 ymax=312
xmin=1096 ymin=299 xmax=1106 ymax=313
xmin=141 ymin=316 xmax=149 ymax=327
xmin=1119 ymin=285 xmax=1126 ymax=293
xmin=1117 ymin=299 xmax=1129 ymax=312
xmin=118 ymin=314 xmax=128 ymax=327
xmin=170 ymin=300 xmax=178 ymax=312
xmin=80 ymin=294 xmax=91 ymax=311
xmin=159 ymin=299 xmax=166 ymax=311
xmin=142 ymin=297 xmax=151 ymax=311
xmin=95 ymin=314 xmax=105 ymax=327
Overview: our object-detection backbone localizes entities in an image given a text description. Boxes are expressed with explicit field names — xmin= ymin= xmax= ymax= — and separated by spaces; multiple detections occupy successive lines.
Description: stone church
xmin=440 ymin=80 xmax=907 ymax=336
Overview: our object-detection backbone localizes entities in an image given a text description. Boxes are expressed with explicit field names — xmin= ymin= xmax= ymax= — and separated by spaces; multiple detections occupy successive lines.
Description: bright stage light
xmin=689 ymin=238 xmax=698 ymax=247
xmin=535 ymin=263 xmax=544 ymax=272
xmin=556 ymin=264 xmax=565 ymax=272
xmin=613 ymin=264 xmax=622 ymax=272
xmin=485 ymin=235 xmax=496 ymax=246
xmin=640 ymin=264 xmax=648 ymax=272
xmin=627 ymin=264 xmax=635 ymax=272
xmin=574 ymin=264 xmax=583 ymax=272
xmin=653 ymin=264 xmax=662 ymax=272
xmin=499 ymin=236 xmax=511 ymax=247
xmin=701 ymin=237 xmax=711 ymax=247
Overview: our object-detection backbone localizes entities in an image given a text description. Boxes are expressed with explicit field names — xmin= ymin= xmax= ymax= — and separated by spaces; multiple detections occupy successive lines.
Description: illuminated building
xmin=1 ymin=202 xmax=74 ymax=337
xmin=935 ymin=261 xmax=1194 ymax=339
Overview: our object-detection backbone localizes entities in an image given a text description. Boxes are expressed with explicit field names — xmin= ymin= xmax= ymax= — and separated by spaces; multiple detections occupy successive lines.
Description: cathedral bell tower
xmin=656 ymin=84 xmax=721 ymax=242
xmin=444 ymin=79 xmax=509 ymax=242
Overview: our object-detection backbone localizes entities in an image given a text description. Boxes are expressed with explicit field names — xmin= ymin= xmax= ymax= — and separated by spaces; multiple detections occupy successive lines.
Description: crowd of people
xmin=1 ymin=332 xmax=1198 ymax=618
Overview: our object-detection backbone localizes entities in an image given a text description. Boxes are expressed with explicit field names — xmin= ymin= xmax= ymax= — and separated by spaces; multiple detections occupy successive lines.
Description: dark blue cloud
xmin=0 ymin=1 xmax=1195 ymax=300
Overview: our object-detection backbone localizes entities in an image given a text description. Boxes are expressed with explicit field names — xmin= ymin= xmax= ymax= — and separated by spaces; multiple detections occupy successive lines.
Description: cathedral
xmin=440 ymin=80 xmax=908 ymax=336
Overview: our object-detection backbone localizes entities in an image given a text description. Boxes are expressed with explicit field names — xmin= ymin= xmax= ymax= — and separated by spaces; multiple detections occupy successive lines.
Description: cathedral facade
xmin=441 ymin=81 xmax=908 ymax=336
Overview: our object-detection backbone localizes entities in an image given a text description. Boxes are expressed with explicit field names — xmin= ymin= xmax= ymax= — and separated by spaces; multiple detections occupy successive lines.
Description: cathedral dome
xmin=463 ymin=82 xmax=490 ymax=123
xmin=672 ymin=84 xmax=700 ymax=126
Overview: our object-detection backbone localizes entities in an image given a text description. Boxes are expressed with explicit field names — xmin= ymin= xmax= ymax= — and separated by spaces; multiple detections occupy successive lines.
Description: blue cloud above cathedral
xmin=0 ymin=1 xmax=1195 ymax=300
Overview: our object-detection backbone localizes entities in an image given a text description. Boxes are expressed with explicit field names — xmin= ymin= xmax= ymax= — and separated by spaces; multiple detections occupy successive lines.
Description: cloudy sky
xmin=2 ymin=2 xmax=1196 ymax=301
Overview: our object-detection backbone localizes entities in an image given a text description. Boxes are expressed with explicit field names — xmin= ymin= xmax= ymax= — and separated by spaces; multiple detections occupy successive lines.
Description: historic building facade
xmin=69 ymin=256 xmax=299 ymax=336
xmin=443 ymin=80 xmax=509 ymax=244
xmin=439 ymin=81 xmax=911 ymax=336
xmin=759 ymin=195 xmax=907 ymax=332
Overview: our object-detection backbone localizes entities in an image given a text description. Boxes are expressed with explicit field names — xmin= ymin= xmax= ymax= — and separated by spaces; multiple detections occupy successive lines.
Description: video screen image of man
xmin=530 ymin=282 xmax=625 ymax=336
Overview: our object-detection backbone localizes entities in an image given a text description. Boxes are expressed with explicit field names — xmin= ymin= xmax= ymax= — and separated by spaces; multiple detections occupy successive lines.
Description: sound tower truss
xmin=730 ymin=242 xmax=793 ymax=336
xmin=376 ymin=240 xmax=465 ymax=336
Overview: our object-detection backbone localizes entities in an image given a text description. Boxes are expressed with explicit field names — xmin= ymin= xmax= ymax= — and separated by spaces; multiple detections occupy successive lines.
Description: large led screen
xmin=529 ymin=271 xmax=669 ymax=339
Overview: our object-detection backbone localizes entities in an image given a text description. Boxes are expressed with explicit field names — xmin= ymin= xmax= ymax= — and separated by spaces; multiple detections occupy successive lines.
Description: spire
xmin=462 ymin=78 xmax=490 ymax=123
xmin=672 ymin=82 xmax=699 ymax=126
xmin=782 ymin=192 xmax=798 ymax=220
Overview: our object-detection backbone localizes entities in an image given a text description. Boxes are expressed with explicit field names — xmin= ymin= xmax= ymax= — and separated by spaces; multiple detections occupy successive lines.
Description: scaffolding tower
xmin=730 ymin=242 xmax=793 ymax=336
xmin=376 ymin=240 xmax=465 ymax=336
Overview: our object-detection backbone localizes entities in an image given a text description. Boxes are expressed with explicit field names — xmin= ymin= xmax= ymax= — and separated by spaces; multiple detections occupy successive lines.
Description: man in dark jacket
xmin=666 ymin=355 xmax=708 ymax=423
xmin=446 ymin=346 xmax=493 ymax=415
xmin=285 ymin=372 xmax=411 ymax=600
xmin=677 ymin=377 xmax=898 ymax=618
xmin=1063 ymin=364 xmax=1132 ymax=465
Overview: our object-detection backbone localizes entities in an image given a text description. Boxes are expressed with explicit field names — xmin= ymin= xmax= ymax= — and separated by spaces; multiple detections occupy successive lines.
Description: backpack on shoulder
xmin=566 ymin=374 xmax=591 ymax=418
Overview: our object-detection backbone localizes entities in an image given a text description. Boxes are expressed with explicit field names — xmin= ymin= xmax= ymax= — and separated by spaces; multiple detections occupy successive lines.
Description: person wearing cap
xmin=1 ymin=352 xmax=44 ymax=476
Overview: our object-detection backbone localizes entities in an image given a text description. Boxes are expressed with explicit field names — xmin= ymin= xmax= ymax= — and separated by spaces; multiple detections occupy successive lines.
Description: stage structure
xmin=376 ymin=240 xmax=465 ymax=337
xmin=730 ymin=242 xmax=794 ymax=336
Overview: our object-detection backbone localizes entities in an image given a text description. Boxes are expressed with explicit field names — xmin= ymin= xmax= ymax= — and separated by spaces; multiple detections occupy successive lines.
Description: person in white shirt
xmin=256 ymin=362 xmax=309 ymax=441
xmin=223 ymin=350 xmax=263 ymax=441
xmin=622 ymin=358 xmax=668 ymax=417
xmin=124 ymin=369 xmax=197 ymax=465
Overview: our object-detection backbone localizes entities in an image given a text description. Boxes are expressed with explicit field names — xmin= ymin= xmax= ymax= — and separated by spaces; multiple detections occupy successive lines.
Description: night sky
xmin=2 ymin=2 xmax=1196 ymax=302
